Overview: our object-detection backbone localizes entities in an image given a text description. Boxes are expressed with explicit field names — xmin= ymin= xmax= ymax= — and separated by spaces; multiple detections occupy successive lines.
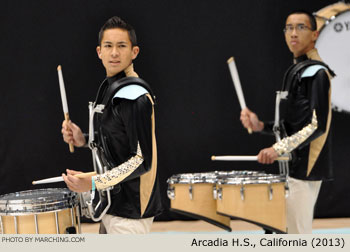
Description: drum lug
xmin=240 ymin=183 xmax=245 ymax=201
xmin=284 ymin=180 xmax=290 ymax=198
xmin=167 ymin=186 xmax=175 ymax=200
xmin=189 ymin=185 xmax=193 ymax=200
xmin=268 ymin=182 xmax=273 ymax=201
xmin=217 ymin=187 xmax=223 ymax=200
xmin=212 ymin=185 xmax=217 ymax=200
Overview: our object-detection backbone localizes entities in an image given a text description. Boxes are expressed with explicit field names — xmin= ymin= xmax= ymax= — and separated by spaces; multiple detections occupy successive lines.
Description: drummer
xmin=240 ymin=10 xmax=334 ymax=233
xmin=61 ymin=16 xmax=163 ymax=234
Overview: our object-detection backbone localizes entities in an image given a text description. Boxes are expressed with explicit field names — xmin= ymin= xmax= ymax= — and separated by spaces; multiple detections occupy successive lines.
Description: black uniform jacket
xmin=94 ymin=71 xmax=163 ymax=219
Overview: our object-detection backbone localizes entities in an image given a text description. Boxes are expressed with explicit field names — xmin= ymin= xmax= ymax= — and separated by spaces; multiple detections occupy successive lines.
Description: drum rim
xmin=217 ymin=175 xmax=286 ymax=185
xmin=316 ymin=8 xmax=350 ymax=34
xmin=0 ymin=206 xmax=78 ymax=216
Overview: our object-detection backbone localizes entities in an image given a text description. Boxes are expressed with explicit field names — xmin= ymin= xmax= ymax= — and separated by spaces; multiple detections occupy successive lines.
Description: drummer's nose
xmin=291 ymin=29 xmax=298 ymax=37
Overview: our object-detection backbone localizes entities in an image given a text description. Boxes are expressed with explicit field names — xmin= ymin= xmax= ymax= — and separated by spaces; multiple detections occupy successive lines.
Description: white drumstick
xmin=211 ymin=155 xmax=289 ymax=161
xmin=32 ymin=176 xmax=63 ymax=185
xmin=227 ymin=57 xmax=252 ymax=134
xmin=57 ymin=65 xmax=74 ymax=153
xmin=32 ymin=171 xmax=97 ymax=185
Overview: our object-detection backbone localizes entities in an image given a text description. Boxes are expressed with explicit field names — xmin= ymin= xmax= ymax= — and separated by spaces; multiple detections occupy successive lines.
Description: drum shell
xmin=0 ymin=208 xmax=79 ymax=234
xmin=169 ymin=182 xmax=231 ymax=231
xmin=315 ymin=2 xmax=350 ymax=31
xmin=216 ymin=181 xmax=286 ymax=233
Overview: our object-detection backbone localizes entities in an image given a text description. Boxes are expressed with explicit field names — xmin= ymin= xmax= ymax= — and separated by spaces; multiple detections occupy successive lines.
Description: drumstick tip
xmin=57 ymin=65 xmax=62 ymax=71
xmin=227 ymin=57 xmax=234 ymax=64
xmin=211 ymin=155 xmax=216 ymax=161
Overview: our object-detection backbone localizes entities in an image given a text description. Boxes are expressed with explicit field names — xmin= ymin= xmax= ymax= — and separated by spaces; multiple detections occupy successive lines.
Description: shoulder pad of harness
xmin=301 ymin=65 xmax=327 ymax=78
xmin=113 ymin=85 xmax=149 ymax=100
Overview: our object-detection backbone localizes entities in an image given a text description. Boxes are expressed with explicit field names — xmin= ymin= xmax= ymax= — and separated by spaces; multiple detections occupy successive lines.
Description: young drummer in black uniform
xmin=61 ymin=16 xmax=162 ymax=234
xmin=240 ymin=10 xmax=334 ymax=233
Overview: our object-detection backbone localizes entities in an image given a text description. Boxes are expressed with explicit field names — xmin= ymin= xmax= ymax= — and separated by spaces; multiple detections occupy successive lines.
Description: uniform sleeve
xmin=273 ymin=70 xmax=330 ymax=155
xmin=93 ymin=95 xmax=154 ymax=190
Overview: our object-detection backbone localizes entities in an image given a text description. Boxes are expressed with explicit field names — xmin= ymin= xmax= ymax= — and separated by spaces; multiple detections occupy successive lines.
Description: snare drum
xmin=0 ymin=188 xmax=80 ymax=234
xmin=167 ymin=170 xmax=264 ymax=231
xmin=315 ymin=2 xmax=350 ymax=113
xmin=216 ymin=174 xmax=287 ymax=233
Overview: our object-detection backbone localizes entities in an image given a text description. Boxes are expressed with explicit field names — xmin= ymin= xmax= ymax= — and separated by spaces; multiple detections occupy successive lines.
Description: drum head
xmin=316 ymin=10 xmax=350 ymax=113
xmin=0 ymin=188 xmax=78 ymax=215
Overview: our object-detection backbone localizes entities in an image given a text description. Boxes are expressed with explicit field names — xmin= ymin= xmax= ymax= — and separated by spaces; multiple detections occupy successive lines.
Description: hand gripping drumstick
xmin=211 ymin=155 xmax=289 ymax=161
xmin=57 ymin=65 xmax=74 ymax=153
xmin=32 ymin=171 xmax=97 ymax=185
xmin=227 ymin=57 xmax=252 ymax=134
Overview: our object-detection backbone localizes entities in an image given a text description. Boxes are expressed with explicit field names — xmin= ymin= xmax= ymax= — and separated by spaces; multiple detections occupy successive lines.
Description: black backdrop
xmin=0 ymin=0 xmax=349 ymax=221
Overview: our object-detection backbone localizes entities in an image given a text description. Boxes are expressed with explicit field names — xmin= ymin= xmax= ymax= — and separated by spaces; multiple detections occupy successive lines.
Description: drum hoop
xmin=167 ymin=170 xmax=266 ymax=184
xmin=316 ymin=9 xmax=350 ymax=34
xmin=217 ymin=175 xmax=286 ymax=185
xmin=0 ymin=206 xmax=78 ymax=216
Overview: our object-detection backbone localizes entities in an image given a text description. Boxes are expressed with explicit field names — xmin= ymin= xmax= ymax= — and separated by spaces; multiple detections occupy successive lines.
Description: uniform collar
xmin=106 ymin=63 xmax=138 ymax=85
xmin=293 ymin=48 xmax=320 ymax=64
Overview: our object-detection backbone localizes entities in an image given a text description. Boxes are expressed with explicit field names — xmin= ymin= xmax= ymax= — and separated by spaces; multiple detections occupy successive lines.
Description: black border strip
xmin=169 ymin=208 xmax=232 ymax=232
xmin=217 ymin=211 xmax=287 ymax=234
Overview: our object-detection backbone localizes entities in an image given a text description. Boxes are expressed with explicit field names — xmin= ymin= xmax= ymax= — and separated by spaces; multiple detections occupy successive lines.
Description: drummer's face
xmin=97 ymin=28 xmax=139 ymax=77
xmin=284 ymin=14 xmax=318 ymax=58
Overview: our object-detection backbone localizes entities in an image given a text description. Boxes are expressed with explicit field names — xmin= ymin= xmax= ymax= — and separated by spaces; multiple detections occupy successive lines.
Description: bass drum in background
xmin=315 ymin=2 xmax=350 ymax=113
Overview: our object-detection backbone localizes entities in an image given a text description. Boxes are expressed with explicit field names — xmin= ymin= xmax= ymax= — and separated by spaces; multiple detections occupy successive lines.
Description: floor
xmin=81 ymin=218 xmax=350 ymax=234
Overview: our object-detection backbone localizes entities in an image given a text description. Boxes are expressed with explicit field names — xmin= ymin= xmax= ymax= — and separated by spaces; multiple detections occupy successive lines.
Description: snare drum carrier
xmin=83 ymin=76 xmax=155 ymax=221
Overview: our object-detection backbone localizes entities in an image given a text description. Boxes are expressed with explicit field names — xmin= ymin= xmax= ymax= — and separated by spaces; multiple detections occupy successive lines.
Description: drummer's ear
xmin=312 ymin=30 xmax=319 ymax=42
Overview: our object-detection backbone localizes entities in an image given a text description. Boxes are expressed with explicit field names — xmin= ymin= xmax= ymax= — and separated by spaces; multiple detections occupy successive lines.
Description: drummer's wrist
xmin=81 ymin=133 xmax=89 ymax=148
xmin=91 ymin=177 xmax=95 ymax=191
xmin=91 ymin=177 xmax=96 ymax=200
xmin=255 ymin=121 xmax=264 ymax=132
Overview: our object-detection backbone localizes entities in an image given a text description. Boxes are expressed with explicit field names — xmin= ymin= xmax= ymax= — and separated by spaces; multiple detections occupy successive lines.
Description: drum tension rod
xmin=34 ymin=214 xmax=38 ymax=234
xmin=189 ymin=184 xmax=193 ymax=200
xmin=268 ymin=182 xmax=273 ymax=201
xmin=240 ymin=182 xmax=245 ymax=201
xmin=0 ymin=216 xmax=3 ymax=234
xmin=55 ymin=211 xmax=60 ymax=234
xmin=14 ymin=216 xmax=18 ymax=234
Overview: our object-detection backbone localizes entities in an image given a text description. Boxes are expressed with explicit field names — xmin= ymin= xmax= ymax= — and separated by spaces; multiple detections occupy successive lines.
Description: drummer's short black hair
xmin=287 ymin=10 xmax=317 ymax=31
xmin=98 ymin=16 xmax=137 ymax=46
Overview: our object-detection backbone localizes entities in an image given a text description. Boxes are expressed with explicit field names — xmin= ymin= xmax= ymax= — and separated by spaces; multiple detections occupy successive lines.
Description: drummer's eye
xmin=296 ymin=24 xmax=310 ymax=31
xmin=283 ymin=24 xmax=311 ymax=33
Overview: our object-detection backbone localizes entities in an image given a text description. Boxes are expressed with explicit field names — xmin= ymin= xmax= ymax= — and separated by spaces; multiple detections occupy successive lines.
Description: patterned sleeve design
xmin=93 ymin=142 xmax=144 ymax=190
xmin=272 ymin=110 xmax=318 ymax=156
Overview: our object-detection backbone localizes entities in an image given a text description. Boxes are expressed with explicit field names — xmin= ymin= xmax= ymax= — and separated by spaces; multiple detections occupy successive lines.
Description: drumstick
xmin=57 ymin=65 xmax=74 ymax=153
xmin=227 ymin=57 xmax=252 ymax=134
xmin=32 ymin=171 xmax=97 ymax=185
xmin=211 ymin=155 xmax=289 ymax=161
